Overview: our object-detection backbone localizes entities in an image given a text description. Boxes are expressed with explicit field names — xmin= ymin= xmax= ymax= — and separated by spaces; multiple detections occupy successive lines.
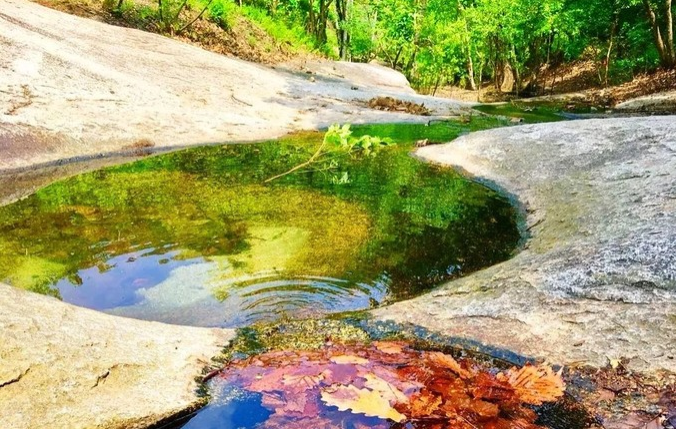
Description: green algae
xmin=473 ymin=100 xmax=597 ymax=123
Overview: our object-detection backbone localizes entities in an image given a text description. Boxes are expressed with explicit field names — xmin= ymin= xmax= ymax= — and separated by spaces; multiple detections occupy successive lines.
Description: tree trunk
xmin=666 ymin=0 xmax=675 ymax=64
xmin=315 ymin=0 xmax=333 ymax=46
xmin=604 ymin=14 xmax=619 ymax=87
xmin=643 ymin=0 xmax=673 ymax=67
xmin=335 ymin=0 xmax=351 ymax=60
xmin=392 ymin=45 xmax=404 ymax=69
xmin=477 ymin=62 xmax=483 ymax=103
xmin=467 ymin=53 xmax=477 ymax=91
xmin=456 ymin=1 xmax=476 ymax=90
xmin=307 ymin=0 xmax=317 ymax=40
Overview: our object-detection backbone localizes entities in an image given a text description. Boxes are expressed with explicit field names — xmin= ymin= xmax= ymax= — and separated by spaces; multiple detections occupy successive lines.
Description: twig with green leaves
xmin=264 ymin=124 xmax=393 ymax=184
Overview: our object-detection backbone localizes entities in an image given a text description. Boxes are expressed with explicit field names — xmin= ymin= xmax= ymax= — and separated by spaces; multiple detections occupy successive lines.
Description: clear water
xmin=0 ymin=121 xmax=521 ymax=327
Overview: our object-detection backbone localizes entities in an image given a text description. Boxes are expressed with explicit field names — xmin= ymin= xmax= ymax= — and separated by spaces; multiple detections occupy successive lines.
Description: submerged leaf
xmin=320 ymin=384 xmax=407 ymax=422
xmin=330 ymin=354 xmax=370 ymax=365
xmin=498 ymin=364 xmax=565 ymax=405
xmin=426 ymin=351 xmax=474 ymax=379
xmin=215 ymin=341 xmax=564 ymax=428
xmin=407 ymin=390 xmax=443 ymax=418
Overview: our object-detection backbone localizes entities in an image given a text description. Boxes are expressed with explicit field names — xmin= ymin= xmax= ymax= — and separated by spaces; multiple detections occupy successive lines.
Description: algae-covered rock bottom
xmin=0 ymin=122 xmax=521 ymax=328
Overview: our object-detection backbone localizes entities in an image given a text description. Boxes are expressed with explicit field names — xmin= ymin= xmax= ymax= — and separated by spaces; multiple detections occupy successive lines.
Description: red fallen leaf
xmin=427 ymin=374 xmax=467 ymax=396
xmin=215 ymin=341 xmax=563 ymax=429
xmin=438 ymin=392 xmax=472 ymax=415
xmin=322 ymin=363 xmax=361 ymax=386
xmin=468 ymin=399 xmax=501 ymax=420
xmin=397 ymin=364 xmax=434 ymax=384
xmin=497 ymin=364 xmax=565 ymax=405
xmin=483 ymin=417 xmax=544 ymax=429
xmin=369 ymin=365 xmax=423 ymax=396
xmin=249 ymin=367 xmax=296 ymax=392
xmin=406 ymin=390 xmax=443 ymax=418
xmin=470 ymin=372 xmax=517 ymax=402
xmin=426 ymin=351 xmax=474 ymax=380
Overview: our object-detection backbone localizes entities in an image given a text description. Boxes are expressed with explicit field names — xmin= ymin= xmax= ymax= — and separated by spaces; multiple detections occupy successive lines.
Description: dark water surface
xmin=0 ymin=121 xmax=521 ymax=327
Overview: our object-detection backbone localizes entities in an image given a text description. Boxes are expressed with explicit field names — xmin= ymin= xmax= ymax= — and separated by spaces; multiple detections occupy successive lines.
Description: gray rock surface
xmin=373 ymin=116 xmax=676 ymax=373
xmin=615 ymin=90 xmax=676 ymax=112
xmin=0 ymin=282 xmax=234 ymax=429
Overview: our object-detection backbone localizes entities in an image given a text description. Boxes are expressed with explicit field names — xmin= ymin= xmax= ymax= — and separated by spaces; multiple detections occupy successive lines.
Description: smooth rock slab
xmin=373 ymin=116 xmax=676 ymax=373
xmin=0 ymin=282 xmax=234 ymax=428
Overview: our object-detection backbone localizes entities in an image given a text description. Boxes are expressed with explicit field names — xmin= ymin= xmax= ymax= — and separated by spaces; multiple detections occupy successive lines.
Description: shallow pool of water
xmin=0 ymin=121 xmax=521 ymax=327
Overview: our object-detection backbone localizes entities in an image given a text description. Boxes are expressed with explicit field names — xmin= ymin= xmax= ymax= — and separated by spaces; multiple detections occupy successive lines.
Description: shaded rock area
xmin=0 ymin=282 xmax=234 ymax=428
xmin=374 ymin=116 xmax=676 ymax=373
xmin=0 ymin=0 xmax=468 ymax=173
xmin=615 ymin=90 xmax=676 ymax=113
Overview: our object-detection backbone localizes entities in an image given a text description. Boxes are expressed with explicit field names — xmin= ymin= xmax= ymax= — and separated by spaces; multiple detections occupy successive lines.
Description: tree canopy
xmin=203 ymin=0 xmax=674 ymax=92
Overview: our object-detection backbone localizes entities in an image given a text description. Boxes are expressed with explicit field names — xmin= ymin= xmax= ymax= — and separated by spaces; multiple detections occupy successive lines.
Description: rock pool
xmin=0 ymin=121 xmax=521 ymax=328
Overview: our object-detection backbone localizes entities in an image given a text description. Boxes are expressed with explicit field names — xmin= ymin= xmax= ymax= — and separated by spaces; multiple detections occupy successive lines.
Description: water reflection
xmin=0 ymin=123 xmax=521 ymax=327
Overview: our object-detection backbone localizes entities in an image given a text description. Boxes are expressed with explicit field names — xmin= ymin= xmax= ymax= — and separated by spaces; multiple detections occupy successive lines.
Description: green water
xmin=0 ymin=120 xmax=521 ymax=327
xmin=474 ymin=100 xmax=596 ymax=123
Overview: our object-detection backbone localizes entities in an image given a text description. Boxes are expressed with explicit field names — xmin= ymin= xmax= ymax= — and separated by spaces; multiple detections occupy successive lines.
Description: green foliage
xmin=241 ymin=5 xmax=316 ymax=51
xmin=205 ymin=0 xmax=237 ymax=29
xmin=265 ymin=124 xmax=394 ymax=183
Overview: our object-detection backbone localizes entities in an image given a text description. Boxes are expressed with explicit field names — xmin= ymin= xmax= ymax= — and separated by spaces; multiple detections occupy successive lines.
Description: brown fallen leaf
xmin=498 ymin=364 xmax=565 ymax=405
xmin=407 ymin=390 xmax=443 ymax=418
xmin=426 ymin=351 xmax=474 ymax=379
xmin=373 ymin=341 xmax=406 ymax=355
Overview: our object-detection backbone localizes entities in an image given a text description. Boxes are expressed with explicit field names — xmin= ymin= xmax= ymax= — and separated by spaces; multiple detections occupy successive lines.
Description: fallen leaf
xmin=498 ymin=364 xmax=565 ymax=405
xmin=407 ymin=390 xmax=442 ymax=418
xmin=330 ymin=355 xmax=369 ymax=365
xmin=320 ymin=384 xmax=406 ymax=422
xmin=426 ymin=351 xmax=474 ymax=379
xmin=363 ymin=373 xmax=409 ymax=404
xmin=373 ymin=341 xmax=406 ymax=355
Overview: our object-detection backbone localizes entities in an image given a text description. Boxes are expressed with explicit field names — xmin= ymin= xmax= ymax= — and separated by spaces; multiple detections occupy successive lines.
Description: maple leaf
xmin=320 ymin=384 xmax=407 ymax=422
xmin=282 ymin=370 xmax=326 ymax=390
xmin=470 ymin=372 xmax=516 ymax=402
xmin=497 ymin=364 xmax=565 ymax=405
xmin=407 ymin=390 xmax=443 ymax=418
xmin=426 ymin=351 xmax=474 ymax=379
xmin=468 ymin=399 xmax=500 ymax=419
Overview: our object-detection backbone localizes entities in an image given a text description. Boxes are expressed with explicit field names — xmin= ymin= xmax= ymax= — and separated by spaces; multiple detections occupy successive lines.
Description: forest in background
xmin=61 ymin=0 xmax=676 ymax=96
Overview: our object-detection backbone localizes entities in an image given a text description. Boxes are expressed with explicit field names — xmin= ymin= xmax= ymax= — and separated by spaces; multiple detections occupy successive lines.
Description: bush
xmin=205 ymin=0 xmax=237 ymax=30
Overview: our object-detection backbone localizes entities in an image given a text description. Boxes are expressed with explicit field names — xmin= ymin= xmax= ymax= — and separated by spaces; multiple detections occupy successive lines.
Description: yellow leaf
xmin=320 ymin=385 xmax=407 ymax=423
xmin=363 ymin=373 xmax=409 ymax=404
xmin=330 ymin=355 xmax=369 ymax=365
